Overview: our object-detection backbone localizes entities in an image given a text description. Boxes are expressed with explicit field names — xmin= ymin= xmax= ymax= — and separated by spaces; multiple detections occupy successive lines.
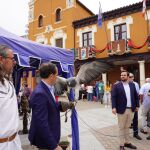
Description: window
xmin=40 ymin=41 xmax=44 ymax=44
xmin=114 ymin=24 xmax=127 ymax=41
xmin=56 ymin=8 xmax=61 ymax=22
xmin=56 ymin=38 xmax=63 ymax=48
xmin=82 ymin=32 xmax=92 ymax=47
xmin=38 ymin=15 xmax=43 ymax=27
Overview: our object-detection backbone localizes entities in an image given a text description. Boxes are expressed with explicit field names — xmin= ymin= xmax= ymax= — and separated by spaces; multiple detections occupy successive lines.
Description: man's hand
xmin=135 ymin=107 xmax=139 ymax=112
xmin=54 ymin=145 xmax=63 ymax=150
xmin=69 ymin=102 xmax=75 ymax=110
xmin=140 ymin=94 xmax=143 ymax=104
xmin=112 ymin=108 xmax=116 ymax=115
xmin=140 ymin=99 xmax=143 ymax=104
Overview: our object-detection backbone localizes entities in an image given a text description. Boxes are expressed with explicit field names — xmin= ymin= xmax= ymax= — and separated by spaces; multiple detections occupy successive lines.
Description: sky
xmin=0 ymin=0 xmax=142 ymax=36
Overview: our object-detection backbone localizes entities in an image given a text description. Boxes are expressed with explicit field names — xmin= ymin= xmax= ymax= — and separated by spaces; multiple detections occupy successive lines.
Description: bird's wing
xmin=54 ymin=76 xmax=68 ymax=96
xmin=76 ymin=61 xmax=111 ymax=84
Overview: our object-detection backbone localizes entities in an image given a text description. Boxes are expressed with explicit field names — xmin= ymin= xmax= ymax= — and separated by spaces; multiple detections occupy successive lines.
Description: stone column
xmin=138 ymin=60 xmax=145 ymax=86
xmin=102 ymin=73 xmax=107 ymax=87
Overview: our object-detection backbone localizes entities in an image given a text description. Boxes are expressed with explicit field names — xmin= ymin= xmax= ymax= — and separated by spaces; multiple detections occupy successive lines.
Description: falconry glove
xmin=60 ymin=101 xmax=75 ymax=112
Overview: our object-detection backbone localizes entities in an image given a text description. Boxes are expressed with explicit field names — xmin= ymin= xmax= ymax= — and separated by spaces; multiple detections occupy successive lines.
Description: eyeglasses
xmin=129 ymin=76 xmax=133 ymax=78
xmin=5 ymin=56 xmax=15 ymax=61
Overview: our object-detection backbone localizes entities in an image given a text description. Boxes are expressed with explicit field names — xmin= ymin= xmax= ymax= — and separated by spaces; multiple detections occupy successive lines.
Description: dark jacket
xmin=28 ymin=81 xmax=61 ymax=150
xmin=111 ymin=81 xmax=139 ymax=114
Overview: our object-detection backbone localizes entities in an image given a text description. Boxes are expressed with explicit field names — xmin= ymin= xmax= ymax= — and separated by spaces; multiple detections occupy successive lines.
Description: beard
xmin=121 ymin=78 xmax=128 ymax=82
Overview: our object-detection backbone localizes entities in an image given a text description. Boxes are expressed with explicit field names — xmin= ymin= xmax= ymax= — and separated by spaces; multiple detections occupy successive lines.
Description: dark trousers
xmin=133 ymin=111 xmax=138 ymax=135
xmin=78 ymin=90 xmax=86 ymax=100
xmin=147 ymin=111 xmax=150 ymax=127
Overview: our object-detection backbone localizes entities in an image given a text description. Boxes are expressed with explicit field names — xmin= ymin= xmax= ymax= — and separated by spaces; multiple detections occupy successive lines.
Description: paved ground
xmin=20 ymin=98 xmax=150 ymax=150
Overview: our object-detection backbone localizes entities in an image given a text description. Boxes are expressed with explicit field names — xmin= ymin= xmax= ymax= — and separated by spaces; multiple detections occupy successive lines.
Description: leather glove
xmin=60 ymin=101 xmax=75 ymax=112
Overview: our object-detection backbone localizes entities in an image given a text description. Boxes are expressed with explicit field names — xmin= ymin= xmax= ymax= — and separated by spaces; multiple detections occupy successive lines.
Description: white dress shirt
xmin=123 ymin=82 xmax=131 ymax=107
xmin=139 ymin=82 xmax=150 ymax=108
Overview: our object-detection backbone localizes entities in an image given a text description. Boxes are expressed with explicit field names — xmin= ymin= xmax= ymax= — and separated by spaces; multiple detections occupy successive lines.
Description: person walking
xmin=147 ymin=111 xmax=150 ymax=140
xmin=128 ymin=73 xmax=142 ymax=140
xmin=139 ymin=78 xmax=150 ymax=138
xmin=104 ymin=81 xmax=111 ymax=108
xmin=111 ymin=70 xmax=139 ymax=150
xmin=28 ymin=62 xmax=74 ymax=150
xmin=95 ymin=80 xmax=100 ymax=101
xmin=86 ymin=85 xmax=93 ymax=101
xmin=22 ymin=82 xmax=32 ymax=100
xmin=0 ymin=45 xmax=22 ymax=150
xmin=98 ymin=80 xmax=104 ymax=104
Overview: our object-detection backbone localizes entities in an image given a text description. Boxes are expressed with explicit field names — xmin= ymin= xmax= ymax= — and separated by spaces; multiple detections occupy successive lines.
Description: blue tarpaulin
xmin=68 ymin=89 xmax=80 ymax=150
xmin=0 ymin=27 xmax=74 ymax=72
xmin=67 ymin=66 xmax=80 ymax=150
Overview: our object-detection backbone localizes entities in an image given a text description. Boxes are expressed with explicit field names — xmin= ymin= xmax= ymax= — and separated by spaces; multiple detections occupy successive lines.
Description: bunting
xmin=88 ymin=36 xmax=150 ymax=54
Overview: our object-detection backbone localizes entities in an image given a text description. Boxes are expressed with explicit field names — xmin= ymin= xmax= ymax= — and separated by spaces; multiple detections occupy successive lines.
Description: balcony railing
xmin=108 ymin=39 xmax=132 ymax=56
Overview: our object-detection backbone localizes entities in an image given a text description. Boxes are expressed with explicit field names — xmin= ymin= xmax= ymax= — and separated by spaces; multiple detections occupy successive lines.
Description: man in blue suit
xmin=28 ymin=62 xmax=73 ymax=150
xmin=128 ymin=73 xmax=142 ymax=140
xmin=112 ymin=70 xmax=139 ymax=150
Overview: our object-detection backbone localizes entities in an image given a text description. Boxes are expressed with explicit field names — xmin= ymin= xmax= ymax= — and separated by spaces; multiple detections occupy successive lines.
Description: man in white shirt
xmin=0 ymin=45 xmax=22 ymax=150
xmin=86 ymin=85 xmax=93 ymax=101
xmin=139 ymin=78 xmax=150 ymax=139
xmin=112 ymin=70 xmax=139 ymax=150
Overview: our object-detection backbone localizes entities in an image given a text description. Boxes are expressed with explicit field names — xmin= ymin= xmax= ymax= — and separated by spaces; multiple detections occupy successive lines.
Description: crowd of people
xmin=78 ymin=80 xmax=111 ymax=107
xmin=0 ymin=44 xmax=150 ymax=150
xmin=79 ymin=70 xmax=150 ymax=150
xmin=111 ymin=70 xmax=150 ymax=150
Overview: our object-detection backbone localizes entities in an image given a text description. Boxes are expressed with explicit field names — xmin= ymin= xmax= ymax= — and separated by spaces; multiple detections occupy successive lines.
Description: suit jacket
xmin=28 ymin=81 xmax=61 ymax=150
xmin=111 ymin=81 xmax=139 ymax=114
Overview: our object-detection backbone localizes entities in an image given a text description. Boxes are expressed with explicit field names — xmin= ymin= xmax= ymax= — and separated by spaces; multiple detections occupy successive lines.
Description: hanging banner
xmin=110 ymin=39 xmax=127 ymax=55
xmin=79 ymin=47 xmax=88 ymax=60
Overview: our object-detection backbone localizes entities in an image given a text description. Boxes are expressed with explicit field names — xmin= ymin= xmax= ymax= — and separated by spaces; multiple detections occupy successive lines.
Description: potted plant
xmin=59 ymin=141 xmax=70 ymax=150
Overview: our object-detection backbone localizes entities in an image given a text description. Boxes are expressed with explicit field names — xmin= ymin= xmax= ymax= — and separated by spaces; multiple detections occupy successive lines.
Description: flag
xmin=142 ymin=0 xmax=146 ymax=17
xmin=97 ymin=3 xmax=103 ymax=28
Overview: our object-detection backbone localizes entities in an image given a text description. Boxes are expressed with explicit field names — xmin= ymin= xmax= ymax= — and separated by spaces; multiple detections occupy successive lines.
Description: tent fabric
xmin=68 ymin=89 xmax=80 ymax=150
xmin=67 ymin=66 xmax=80 ymax=150
xmin=0 ymin=27 xmax=74 ymax=72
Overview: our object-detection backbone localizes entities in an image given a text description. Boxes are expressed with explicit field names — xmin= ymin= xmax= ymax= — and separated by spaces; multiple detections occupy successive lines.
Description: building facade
xmin=73 ymin=1 xmax=150 ymax=86
xmin=28 ymin=0 xmax=150 ymax=87
xmin=28 ymin=0 xmax=93 ymax=48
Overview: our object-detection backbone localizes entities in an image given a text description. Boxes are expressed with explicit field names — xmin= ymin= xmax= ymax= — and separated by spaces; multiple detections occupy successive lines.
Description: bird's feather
xmin=54 ymin=61 xmax=112 ymax=99
xmin=54 ymin=76 xmax=68 ymax=96
xmin=76 ymin=61 xmax=111 ymax=84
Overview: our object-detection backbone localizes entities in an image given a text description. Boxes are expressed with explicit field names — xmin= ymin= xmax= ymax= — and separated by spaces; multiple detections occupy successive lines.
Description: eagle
xmin=54 ymin=61 xmax=112 ymax=100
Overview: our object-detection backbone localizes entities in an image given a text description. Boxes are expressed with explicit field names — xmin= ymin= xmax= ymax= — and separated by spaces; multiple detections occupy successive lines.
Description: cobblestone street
xmin=21 ymin=99 xmax=150 ymax=150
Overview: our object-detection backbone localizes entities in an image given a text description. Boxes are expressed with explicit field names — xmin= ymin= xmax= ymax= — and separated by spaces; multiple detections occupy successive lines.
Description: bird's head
xmin=66 ymin=77 xmax=77 ymax=88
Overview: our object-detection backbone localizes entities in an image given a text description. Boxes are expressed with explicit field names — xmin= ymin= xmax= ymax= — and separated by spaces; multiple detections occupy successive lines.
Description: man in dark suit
xmin=128 ymin=73 xmax=142 ymax=140
xmin=28 ymin=62 xmax=73 ymax=150
xmin=112 ymin=70 xmax=139 ymax=150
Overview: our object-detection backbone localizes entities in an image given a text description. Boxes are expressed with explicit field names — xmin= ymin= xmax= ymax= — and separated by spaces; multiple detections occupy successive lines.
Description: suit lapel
xmin=129 ymin=82 xmax=132 ymax=99
xmin=120 ymin=82 xmax=127 ymax=99
xmin=40 ymin=81 xmax=59 ymax=111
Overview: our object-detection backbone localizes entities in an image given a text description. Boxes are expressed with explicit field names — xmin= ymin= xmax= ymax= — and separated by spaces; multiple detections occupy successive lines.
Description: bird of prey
xmin=54 ymin=61 xmax=111 ymax=100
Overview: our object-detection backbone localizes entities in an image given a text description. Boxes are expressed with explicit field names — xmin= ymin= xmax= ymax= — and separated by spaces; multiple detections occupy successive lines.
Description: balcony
xmin=108 ymin=39 xmax=132 ymax=56
xmin=74 ymin=46 xmax=95 ymax=60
